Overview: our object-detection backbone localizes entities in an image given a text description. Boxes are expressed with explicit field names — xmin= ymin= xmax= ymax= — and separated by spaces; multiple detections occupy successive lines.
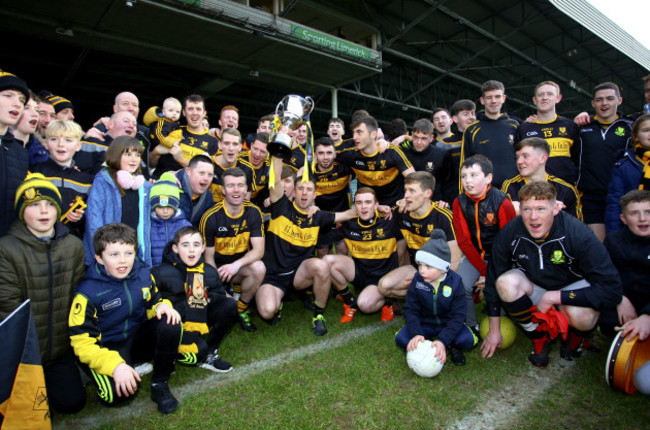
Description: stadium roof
xmin=1 ymin=0 xmax=648 ymax=130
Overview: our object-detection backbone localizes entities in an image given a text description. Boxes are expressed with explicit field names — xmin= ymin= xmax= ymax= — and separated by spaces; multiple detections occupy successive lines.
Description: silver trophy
xmin=268 ymin=94 xmax=314 ymax=159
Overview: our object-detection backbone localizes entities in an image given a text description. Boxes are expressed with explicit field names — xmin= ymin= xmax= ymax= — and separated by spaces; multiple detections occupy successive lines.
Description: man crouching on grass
xmin=481 ymin=182 xmax=622 ymax=367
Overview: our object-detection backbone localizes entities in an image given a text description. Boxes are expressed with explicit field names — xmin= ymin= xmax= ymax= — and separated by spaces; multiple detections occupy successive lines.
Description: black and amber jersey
xmin=337 ymin=146 xmax=413 ymax=206
xmin=314 ymin=162 xmax=352 ymax=212
xmin=263 ymin=195 xmax=335 ymax=274
xmin=208 ymin=157 xmax=256 ymax=203
xmin=501 ymin=174 xmax=583 ymax=220
xmin=396 ymin=203 xmax=455 ymax=264
xmin=335 ymin=138 xmax=355 ymax=152
xmin=199 ymin=200 xmax=264 ymax=266
xmin=515 ymin=116 xmax=579 ymax=184
xmin=153 ymin=126 xmax=219 ymax=178
xmin=438 ymin=134 xmax=463 ymax=191
xmin=342 ymin=213 xmax=399 ymax=282
xmin=285 ymin=145 xmax=308 ymax=172
xmin=238 ymin=150 xmax=270 ymax=201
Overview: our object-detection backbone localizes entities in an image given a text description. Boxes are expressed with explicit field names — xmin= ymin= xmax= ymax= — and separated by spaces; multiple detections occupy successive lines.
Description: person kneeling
xmin=151 ymin=226 xmax=238 ymax=373
xmin=395 ymin=230 xmax=478 ymax=366
xmin=69 ymin=223 xmax=182 ymax=414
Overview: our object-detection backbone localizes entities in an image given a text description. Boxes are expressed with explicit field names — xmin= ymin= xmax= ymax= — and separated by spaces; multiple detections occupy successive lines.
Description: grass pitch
xmin=54 ymin=299 xmax=650 ymax=430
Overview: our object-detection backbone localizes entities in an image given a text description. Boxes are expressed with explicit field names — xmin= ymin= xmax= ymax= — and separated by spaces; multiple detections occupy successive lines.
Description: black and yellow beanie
xmin=39 ymin=90 xmax=74 ymax=114
xmin=15 ymin=173 xmax=63 ymax=223
xmin=0 ymin=70 xmax=29 ymax=104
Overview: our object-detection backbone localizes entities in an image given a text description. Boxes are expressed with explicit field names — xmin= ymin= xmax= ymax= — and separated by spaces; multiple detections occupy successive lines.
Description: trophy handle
xmin=305 ymin=96 xmax=315 ymax=116
xmin=275 ymin=98 xmax=286 ymax=117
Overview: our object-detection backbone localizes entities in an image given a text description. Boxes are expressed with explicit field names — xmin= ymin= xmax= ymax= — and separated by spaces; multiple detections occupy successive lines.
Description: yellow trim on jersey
xmin=351 ymin=167 xmax=400 ymax=187
xmin=545 ymin=137 xmax=573 ymax=157
xmin=267 ymin=215 xmax=320 ymax=247
xmin=214 ymin=233 xmax=251 ymax=255
xmin=345 ymin=237 xmax=397 ymax=260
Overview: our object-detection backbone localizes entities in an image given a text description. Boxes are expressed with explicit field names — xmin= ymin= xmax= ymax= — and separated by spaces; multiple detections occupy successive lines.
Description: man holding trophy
xmin=255 ymin=95 xmax=357 ymax=336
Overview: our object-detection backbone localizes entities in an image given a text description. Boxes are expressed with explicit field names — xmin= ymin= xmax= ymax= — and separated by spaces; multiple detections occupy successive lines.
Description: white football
xmin=406 ymin=340 xmax=444 ymax=378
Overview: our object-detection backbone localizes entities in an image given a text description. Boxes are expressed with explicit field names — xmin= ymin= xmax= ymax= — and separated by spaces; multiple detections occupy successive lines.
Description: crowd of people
xmin=0 ymin=67 xmax=649 ymax=417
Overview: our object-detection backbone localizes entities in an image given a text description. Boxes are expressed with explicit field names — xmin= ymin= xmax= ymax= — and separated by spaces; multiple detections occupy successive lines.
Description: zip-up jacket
xmin=485 ymin=211 xmax=622 ymax=317
xmin=577 ymin=116 xmax=632 ymax=196
xmin=0 ymin=129 xmax=29 ymax=236
xmin=452 ymin=186 xmax=516 ymax=275
xmin=403 ymin=270 xmax=466 ymax=348
xmin=150 ymin=209 xmax=191 ymax=267
xmin=0 ymin=221 xmax=85 ymax=364
xmin=151 ymin=243 xmax=227 ymax=317
xmin=605 ymin=149 xmax=642 ymax=233
xmin=68 ymin=259 xmax=170 ymax=376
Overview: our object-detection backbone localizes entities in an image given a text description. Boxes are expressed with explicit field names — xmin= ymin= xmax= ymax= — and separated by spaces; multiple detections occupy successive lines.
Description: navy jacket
xmin=404 ymin=270 xmax=466 ymax=348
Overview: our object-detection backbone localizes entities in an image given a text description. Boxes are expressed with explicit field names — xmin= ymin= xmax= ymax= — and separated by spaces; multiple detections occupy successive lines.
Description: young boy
xmin=600 ymin=190 xmax=650 ymax=336
xmin=151 ymin=226 xmax=238 ymax=372
xmin=0 ymin=173 xmax=86 ymax=414
xmin=0 ymin=69 xmax=30 ymax=236
xmin=31 ymin=119 xmax=93 ymax=238
xmin=150 ymin=172 xmax=191 ymax=266
xmin=69 ymin=223 xmax=182 ymax=414
xmin=453 ymin=155 xmax=516 ymax=331
xmin=501 ymin=137 xmax=582 ymax=219
xmin=395 ymin=230 xmax=478 ymax=366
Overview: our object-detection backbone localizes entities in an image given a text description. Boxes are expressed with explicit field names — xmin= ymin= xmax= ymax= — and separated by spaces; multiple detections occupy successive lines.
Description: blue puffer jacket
xmin=605 ymin=149 xmax=642 ymax=233
xmin=150 ymin=209 xmax=191 ymax=266
xmin=83 ymin=169 xmax=152 ymax=266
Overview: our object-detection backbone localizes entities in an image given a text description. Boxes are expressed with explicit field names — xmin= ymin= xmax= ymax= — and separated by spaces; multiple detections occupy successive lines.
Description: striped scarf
xmin=635 ymin=143 xmax=650 ymax=190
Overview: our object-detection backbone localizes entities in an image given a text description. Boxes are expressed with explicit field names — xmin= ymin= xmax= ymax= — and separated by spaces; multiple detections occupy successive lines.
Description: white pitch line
xmin=55 ymin=321 xmax=397 ymax=430
xmin=448 ymin=358 xmax=575 ymax=430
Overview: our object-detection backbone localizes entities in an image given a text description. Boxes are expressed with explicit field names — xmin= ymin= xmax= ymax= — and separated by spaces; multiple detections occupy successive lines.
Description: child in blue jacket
xmin=395 ymin=229 xmax=478 ymax=365
xmin=150 ymin=172 xmax=191 ymax=266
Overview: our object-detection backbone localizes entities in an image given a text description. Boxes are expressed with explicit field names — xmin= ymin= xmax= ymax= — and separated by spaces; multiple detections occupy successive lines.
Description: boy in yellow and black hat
xmin=0 ymin=173 xmax=87 ymax=415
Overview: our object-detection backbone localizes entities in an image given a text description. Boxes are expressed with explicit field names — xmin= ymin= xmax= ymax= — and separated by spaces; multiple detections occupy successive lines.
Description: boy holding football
xmin=395 ymin=230 xmax=478 ymax=366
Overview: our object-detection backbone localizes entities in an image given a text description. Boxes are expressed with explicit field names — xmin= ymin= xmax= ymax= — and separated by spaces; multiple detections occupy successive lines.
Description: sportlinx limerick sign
xmin=290 ymin=24 xmax=372 ymax=61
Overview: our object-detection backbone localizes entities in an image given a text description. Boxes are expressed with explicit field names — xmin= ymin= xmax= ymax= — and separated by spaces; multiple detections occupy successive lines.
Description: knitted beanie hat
xmin=150 ymin=172 xmax=181 ymax=209
xmin=415 ymin=229 xmax=451 ymax=272
xmin=15 ymin=173 xmax=62 ymax=223
xmin=0 ymin=70 xmax=29 ymax=104
xmin=39 ymin=90 xmax=74 ymax=114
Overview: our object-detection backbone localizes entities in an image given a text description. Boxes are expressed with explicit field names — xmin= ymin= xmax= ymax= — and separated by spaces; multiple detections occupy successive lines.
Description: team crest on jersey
xmin=484 ymin=213 xmax=496 ymax=226
xmin=551 ymin=250 xmax=565 ymax=264
xmin=443 ymin=286 xmax=452 ymax=297
xmin=368 ymin=161 xmax=376 ymax=171
xmin=290 ymin=157 xmax=296 ymax=165
xmin=559 ymin=127 xmax=567 ymax=135
xmin=426 ymin=162 xmax=434 ymax=171
xmin=201 ymin=141 xmax=208 ymax=149
xmin=376 ymin=228 xmax=385 ymax=239
xmin=426 ymin=224 xmax=434 ymax=234
xmin=380 ymin=160 xmax=387 ymax=169
xmin=615 ymin=127 xmax=625 ymax=137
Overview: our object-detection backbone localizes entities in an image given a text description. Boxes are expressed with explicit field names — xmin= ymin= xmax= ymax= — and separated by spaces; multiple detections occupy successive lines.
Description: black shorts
xmin=351 ymin=263 xmax=382 ymax=293
xmin=581 ymin=192 xmax=606 ymax=224
xmin=262 ymin=269 xmax=297 ymax=294
xmin=317 ymin=223 xmax=345 ymax=248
